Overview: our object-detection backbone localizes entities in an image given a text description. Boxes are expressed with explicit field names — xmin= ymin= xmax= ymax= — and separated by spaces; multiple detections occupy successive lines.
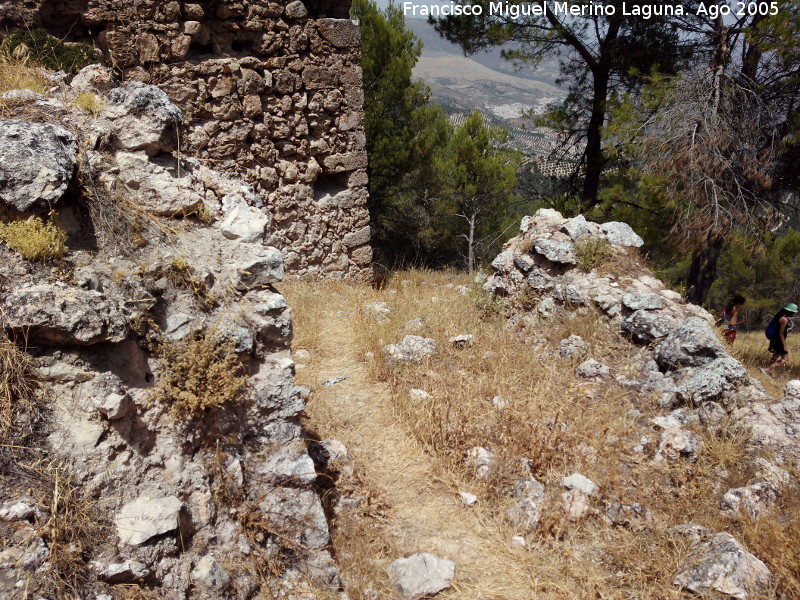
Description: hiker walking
xmin=763 ymin=302 xmax=798 ymax=377
xmin=721 ymin=295 xmax=746 ymax=343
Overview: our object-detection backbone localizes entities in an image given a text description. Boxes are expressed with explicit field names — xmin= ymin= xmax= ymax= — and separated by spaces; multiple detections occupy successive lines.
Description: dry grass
xmin=29 ymin=459 xmax=107 ymax=595
xmin=0 ymin=333 xmax=41 ymax=444
xmin=0 ymin=215 xmax=67 ymax=261
xmin=73 ymin=90 xmax=105 ymax=116
xmin=283 ymin=269 xmax=799 ymax=599
xmin=0 ymin=55 xmax=51 ymax=118
xmin=153 ymin=332 xmax=248 ymax=419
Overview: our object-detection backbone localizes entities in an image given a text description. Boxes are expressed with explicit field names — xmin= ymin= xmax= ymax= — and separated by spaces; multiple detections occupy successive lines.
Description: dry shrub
xmin=72 ymin=91 xmax=104 ymax=116
xmin=0 ymin=215 xmax=67 ymax=261
xmin=154 ymin=332 xmax=247 ymax=419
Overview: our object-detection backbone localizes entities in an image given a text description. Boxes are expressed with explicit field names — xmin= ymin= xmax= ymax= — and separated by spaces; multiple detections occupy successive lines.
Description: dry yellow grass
xmin=72 ymin=90 xmax=105 ymax=116
xmin=282 ymin=270 xmax=800 ymax=599
xmin=0 ymin=216 xmax=67 ymax=262
xmin=0 ymin=55 xmax=50 ymax=118
xmin=0 ymin=333 xmax=41 ymax=445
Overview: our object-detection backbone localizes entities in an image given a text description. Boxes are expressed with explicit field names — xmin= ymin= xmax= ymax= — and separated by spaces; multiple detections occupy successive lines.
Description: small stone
xmin=465 ymin=446 xmax=493 ymax=478
xmin=506 ymin=478 xmax=545 ymax=530
xmin=459 ymin=492 xmax=478 ymax=507
xmin=192 ymin=555 xmax=231 ymax=590
xmin=575 ymin=359 xmax=612 ymax=380
xmin=383 ymin=335 xmax=437 ymax=367
xmin=323 ymin=376 xmax=347 ymax=387
xmin=115 ymin=495 xmax=182 ymax=546
xmin=285 ymin=0 xmax=309 ymax=18
xmin=450 ymin=334 xmax=474 ymax=349
xmin=409 ymin=389 xmax=431 ymax=400
xmin=511 ymin=535 xmax=527 ymax=547
xmin=721 ymin=482 xmax=778 ymax=519
xmin=402 ymin=318 xmax=425 ymax=332
xmin=654 ymin=429 xmax=702 ymax=463
xmin=492 ymin=396 xmax=509 ymax=409
xmin=562 ymin=473 xmax=598 ymax=496
xmin=294 ymin=349 xmax=311 ymax=363
xmin=561 ymin=490 xmax=592 ymax=521
xmin=364 ymin=301 xmax=391 ymax=322
xmin=93 ymin=392 xmax=132 ymax=420
xmin=559 ymin=335 xmax=588 ymax=359
xmin=387 ymin=553 xmax=455 ymax=600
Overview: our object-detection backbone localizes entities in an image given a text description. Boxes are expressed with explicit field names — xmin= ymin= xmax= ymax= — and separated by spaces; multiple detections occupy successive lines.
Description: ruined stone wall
xmin=28 ymin=0 xmax=373 ymax=281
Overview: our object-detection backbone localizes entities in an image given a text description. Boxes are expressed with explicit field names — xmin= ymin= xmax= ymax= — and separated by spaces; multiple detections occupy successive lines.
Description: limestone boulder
xmin=0 ymin=119 xmax=77 ymax=212
xmin=622 ymin=309 xmax=675 ymax=344
xmin=621 ymin=292 xmax=665 ymax=311
xmin=673 ymin=533 xmax=772 ymax=599
xmin=259 ymin=488 xmax=329 ymax=550
xmin=112 ymin=152 xmax=205 ymax=216
xmin=103 ymin=81 xmax=183 ymax=155
xmin=225 ymin=244 xmax=284 ymax=291
xmin=675 ymin=357 xmax=750 ymax=408
xmin=533 ymin=238 xmax=577 ymax=265
xmin=601 ymin=221 xmax=644 ymax=247
xmin=70 ymin=64 xmax=118 ymax=93
xmin=655 ymin=317 xmax=727 ymax=370
xmin=219 ymin=192 xmax=269 ymax=243
xmin=2 ymin=284 xmax=127 ymax=345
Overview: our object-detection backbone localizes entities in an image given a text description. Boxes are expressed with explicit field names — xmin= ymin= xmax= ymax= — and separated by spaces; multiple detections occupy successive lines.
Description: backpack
xmin=766 ymin=319 xmax=777 ymax=339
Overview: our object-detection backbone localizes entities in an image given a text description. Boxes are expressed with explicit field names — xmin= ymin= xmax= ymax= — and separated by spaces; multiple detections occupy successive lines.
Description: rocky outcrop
xmin=0 ymin=63 xmax=345 ymax=600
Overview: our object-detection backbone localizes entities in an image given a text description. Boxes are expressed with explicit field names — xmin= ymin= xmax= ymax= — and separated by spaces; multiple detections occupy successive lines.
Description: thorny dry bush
xmin=153 ymin=332 xmax=248 ymax=420
xmin=285 ymin=270 xmax=800 ymax=599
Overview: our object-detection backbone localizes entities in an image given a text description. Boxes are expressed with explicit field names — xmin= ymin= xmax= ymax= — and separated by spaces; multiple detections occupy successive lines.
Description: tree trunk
xmin=686 ymin=234 xmax=726 ymax=305
xmin=467 ymin=211 xmax=476 ymax=276
xmin=582 ymin=67 xmax=611 ymax=208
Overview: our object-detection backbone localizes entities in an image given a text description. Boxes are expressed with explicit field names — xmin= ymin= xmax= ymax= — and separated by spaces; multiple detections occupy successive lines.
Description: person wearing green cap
xmin=763 ymin=302 xmax=799 ymax=377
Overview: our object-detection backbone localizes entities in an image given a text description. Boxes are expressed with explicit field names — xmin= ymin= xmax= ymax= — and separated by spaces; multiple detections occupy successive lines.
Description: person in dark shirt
xmin=763 ymin=303 xmax=798 ymax=377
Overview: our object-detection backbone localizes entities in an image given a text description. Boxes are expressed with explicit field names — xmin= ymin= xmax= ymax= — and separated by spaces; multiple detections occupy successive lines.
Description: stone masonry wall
xmin=15 ymin=0 xmax=373 ymax=282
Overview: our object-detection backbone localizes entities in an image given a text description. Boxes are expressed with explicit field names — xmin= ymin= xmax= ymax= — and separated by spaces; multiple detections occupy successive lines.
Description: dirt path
xmin=292 ymin=299 xmax=539 ymax=599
